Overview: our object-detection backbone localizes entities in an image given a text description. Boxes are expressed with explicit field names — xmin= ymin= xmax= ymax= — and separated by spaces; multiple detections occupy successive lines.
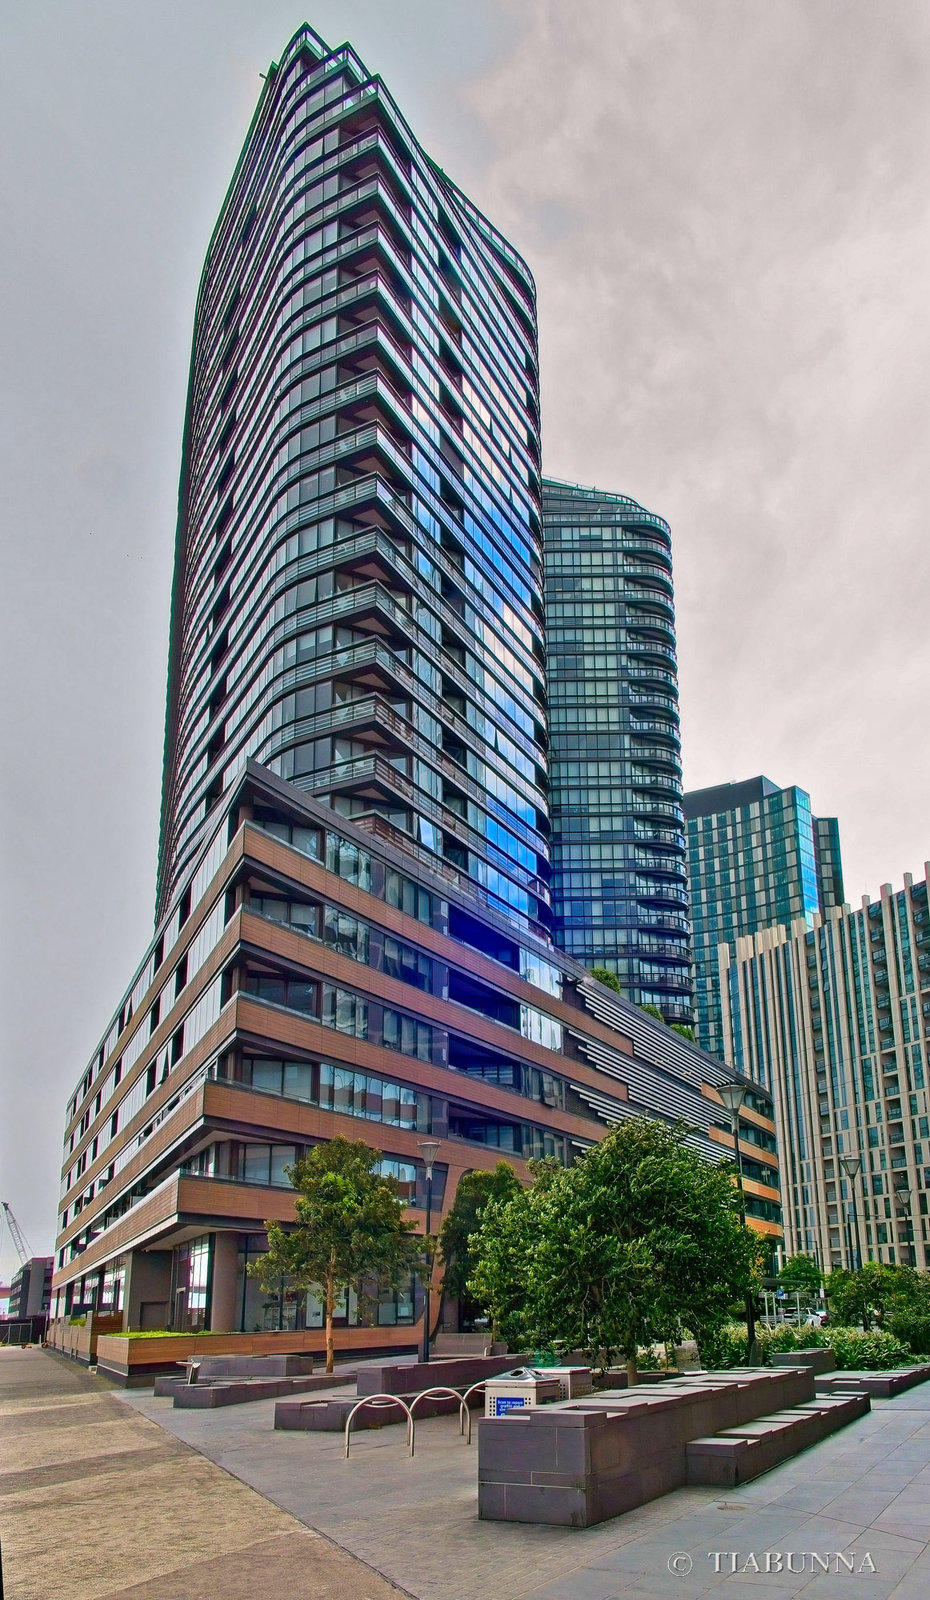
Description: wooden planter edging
xmin=95 ymin=1325 xmax=417 ymax=1385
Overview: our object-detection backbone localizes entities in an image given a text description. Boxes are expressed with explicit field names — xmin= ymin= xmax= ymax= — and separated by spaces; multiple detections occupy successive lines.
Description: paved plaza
xmin=5 ymin=1348 xmax=930 ymax=1598
xmin=0 ymin=1348 xmax=402 ymax=1599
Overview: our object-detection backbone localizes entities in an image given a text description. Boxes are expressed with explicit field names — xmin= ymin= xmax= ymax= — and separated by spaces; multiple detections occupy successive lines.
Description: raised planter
xmin=48 ymin=1314 xmax=123 ymax=1365
xmin=95 ymin=1325 xmax=416 ymax=1386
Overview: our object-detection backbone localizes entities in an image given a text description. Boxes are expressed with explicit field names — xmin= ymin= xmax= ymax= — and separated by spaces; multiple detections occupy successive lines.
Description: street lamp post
xmin=718 ymin=1083 xmax=759 ymax=1363
xmin=417 ymin=1138 xmax=441 ymax=1364
xmin=894 ymin=1183 xmax=913 ymax=1266
xmin=838 ymin=1155 xmax=863 ymax=1270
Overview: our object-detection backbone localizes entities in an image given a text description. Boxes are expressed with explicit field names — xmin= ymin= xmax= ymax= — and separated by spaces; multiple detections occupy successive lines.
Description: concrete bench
xmin=199 ymin=1354 xmax=314 ymax=1377
xmin=816 ymin=1364 xmax=930 ymax=1399
xmin=477 ymin=1368 xmax=849 ymax=1527
xmin=771 ymin=1347 xmax=836 ymax=1376
xmin=154 ymin=1366 xmax=354 ymax=1408
xmin=355 ymin=1353 xmax=525 ymax=1396
xmin=170 ymin=1374 xmax=326 ymax=1408
xmin=686 ymin=1392 xmax=869 ymax=1486
xmin=275 ymin=1383 xmax=486 ymax=1432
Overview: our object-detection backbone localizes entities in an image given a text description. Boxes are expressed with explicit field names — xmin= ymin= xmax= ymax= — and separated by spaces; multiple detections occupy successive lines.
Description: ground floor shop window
xmin=171 ymin=1234 xmax=212 ymax=1332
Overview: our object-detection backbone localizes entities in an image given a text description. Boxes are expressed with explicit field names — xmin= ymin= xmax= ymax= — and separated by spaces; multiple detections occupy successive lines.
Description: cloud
xmin=462 ymin=0 xmax=930 ymax=898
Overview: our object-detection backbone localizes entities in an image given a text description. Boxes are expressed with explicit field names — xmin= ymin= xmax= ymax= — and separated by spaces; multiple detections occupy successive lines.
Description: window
xmin=251 ymin=896 xmax=320 ymax=936
xmin=382 ymin=936 xmax=431 ymax=991
xmin=385 ymin=868 xmax=433 ymax=924
xmin=326 ymin=832 xmax=371 ymax=889
xmin=246 ymin=974 xmax=317 ymax=1014
xmin=323 ymin=906 xmax=369 ymax=961
xmin=321 ymin=983 xmax=368 ymax=1038
xmin=241 ymin=1143 xmax=298 ymax=1185
xmin=382 ymin=1008 xmax=432 ymax=1062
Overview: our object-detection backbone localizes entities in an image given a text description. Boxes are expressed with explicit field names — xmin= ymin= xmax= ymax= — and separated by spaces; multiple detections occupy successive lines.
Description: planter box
xmin=95 ymin=1325 xmax=417 ymax=1386
xmin=48 ymin=1314 xmax=123 ymax=1365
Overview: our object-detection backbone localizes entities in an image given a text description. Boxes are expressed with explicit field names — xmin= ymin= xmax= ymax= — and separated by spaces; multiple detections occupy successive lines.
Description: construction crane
xmin=1 ymin=1202 xmax=32 ymax=1267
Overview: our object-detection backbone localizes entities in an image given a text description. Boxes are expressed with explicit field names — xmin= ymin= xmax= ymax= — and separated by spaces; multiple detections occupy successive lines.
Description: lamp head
xmin=838 ymin=1154 xmax=861 ymax=1181
xmin=417 ymin=1138 xmax=441 ymax=1175
xmin=718 ymin=1082 xmax=747 ymax=1116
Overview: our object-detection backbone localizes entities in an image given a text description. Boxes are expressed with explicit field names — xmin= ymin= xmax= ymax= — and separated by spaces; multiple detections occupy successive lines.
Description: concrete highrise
xmin=685 ymin=777 xmax=843 ymax=1061
xmin=51 ymin=27 xmax=780 ymax=1361
xmin=543 ymin=481 xmax=691 ymax=1024
xmin=722 ymin=869 xmax=930 ymax=1270
xmin=158 ymin=23 xmax=549 ymax=938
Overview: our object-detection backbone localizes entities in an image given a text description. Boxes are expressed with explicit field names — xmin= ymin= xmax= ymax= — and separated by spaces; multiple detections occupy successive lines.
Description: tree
xmin=778 ymin=1253 xmax=823 ymax=1295
xmin=640 ymin=1003 xmax=665 ymax=1023
xmin=438 ymin=1163 xmax=522 ymax=1328
xmin=250 ymin=1137 xmax=420 ymax=1372
xmin=468 ymin=1119 xmax=763 ymax=1377
xmin=826 ymin=1262 xmax=921 ymax=1331
xmin=589 ymin=967 xmax=621 ymax=994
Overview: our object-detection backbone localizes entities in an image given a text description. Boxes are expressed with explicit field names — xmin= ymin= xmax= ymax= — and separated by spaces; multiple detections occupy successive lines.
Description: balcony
xmin=630 ymin=718 xmax=680 ymax=741
xmin=625 ymin=640 xmax=677 ymax=666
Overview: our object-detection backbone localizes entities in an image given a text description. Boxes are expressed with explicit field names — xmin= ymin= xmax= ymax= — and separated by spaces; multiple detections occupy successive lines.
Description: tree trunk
xmin=625 ymin=1356 xmax=638 ymax=1387
xmin=325 ymin=1265 xmax=336 ymax=1375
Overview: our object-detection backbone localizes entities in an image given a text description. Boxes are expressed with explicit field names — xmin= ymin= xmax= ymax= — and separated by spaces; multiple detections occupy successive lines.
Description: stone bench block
xmin=355 ymin=1353 xmax=525 ymax=1396
xmin=817 ymin=1365 xmax=930 ymax=1398
xmin=771 ymin=1348 xmax=836 ymax=1375
xmin=478 ymin=1368 xmax=833 ymax=1526
xmin=274 ymin=1385 xmax=481 ymax=1432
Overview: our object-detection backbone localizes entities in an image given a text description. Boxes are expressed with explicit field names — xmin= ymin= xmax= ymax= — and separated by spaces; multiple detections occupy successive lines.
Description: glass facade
xmin=51 ymin=26 xmax=785 ymax=1347
xmin=542 ymin=480 xmax=691 ymax=1022
xmin=722 ymin=871 xmax=930 ymax=1270
xmin=158 ymin=24 xmax=548 ymax=937
xmin=685 ymin=777 xmax=844 ymax=1062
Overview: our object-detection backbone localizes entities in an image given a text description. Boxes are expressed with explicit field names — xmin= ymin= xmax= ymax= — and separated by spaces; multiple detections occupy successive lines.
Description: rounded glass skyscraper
xmin=158 ymin=25 xmax=549 ymax=935
xmin=542 ymin=479 xmax=692 ymax=1022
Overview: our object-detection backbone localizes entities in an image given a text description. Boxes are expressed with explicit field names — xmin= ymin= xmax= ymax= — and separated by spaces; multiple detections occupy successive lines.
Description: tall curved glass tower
xmin=158 ymin=25 xmax=548 ymax=934
xmin=543 ymin=479 xmax=692 ymax=1022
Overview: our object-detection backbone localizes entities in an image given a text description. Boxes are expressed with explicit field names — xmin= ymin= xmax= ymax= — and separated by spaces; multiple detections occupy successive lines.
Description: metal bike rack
xmin=344 ymin=1393 xmax=414 ymax=1459
xmin=459 ymin=1380 xmax=489 ymax=1444
xmin=408 ymin=1386 xmax=469 ymax=1458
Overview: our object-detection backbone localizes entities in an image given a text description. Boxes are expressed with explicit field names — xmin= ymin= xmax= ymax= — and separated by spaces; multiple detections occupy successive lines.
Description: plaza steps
xmin=816 ymin=1363 xmax=930 ymax=1399
xmin=686 ymin=1391 xmax=870 ymax=1487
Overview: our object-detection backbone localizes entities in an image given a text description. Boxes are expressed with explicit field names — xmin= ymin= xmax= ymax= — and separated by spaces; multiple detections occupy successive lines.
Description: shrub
xmin=695 ymin=1319 xmax=913 ymax=1372
xmin=699 ymin=1323 xmax=748 ymax=1368
xmin=828 ymin=1326 xmax=912 ymax=1370
xmin=888 ymin=1313 xmax=930 ymax=1358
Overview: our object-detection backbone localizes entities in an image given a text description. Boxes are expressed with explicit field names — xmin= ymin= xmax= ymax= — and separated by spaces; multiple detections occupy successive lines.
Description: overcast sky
xmin=1 ymin=0 xmax=928 ymax=1268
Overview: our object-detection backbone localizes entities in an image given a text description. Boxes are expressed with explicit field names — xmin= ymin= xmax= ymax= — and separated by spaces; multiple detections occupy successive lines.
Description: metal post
xmin=718 ymin=1084 xmax=757 ymax=1360
xmin=417 ymin=1138 xmax=440 ymax=1366
xmin=422 ymin=1165 xmax=433 ymax=1364
xmin=851 ymin=1201 xmax=863 ymax=1271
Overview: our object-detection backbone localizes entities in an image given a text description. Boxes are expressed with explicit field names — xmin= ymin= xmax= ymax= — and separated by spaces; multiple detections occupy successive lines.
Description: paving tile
xmin=106 ymin=1368 xmax=930 ymax=1600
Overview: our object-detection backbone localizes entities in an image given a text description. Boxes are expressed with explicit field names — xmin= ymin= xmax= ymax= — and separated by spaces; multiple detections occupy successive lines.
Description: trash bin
xmin=484 ymin=1374 xmax=562 ymax=1417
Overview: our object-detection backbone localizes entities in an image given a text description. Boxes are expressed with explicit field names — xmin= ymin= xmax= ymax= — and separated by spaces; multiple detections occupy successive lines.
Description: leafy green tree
xmin=468 ymin=1119 xmax=763 ymax=1377
xmin=640 ymin=1003 xmax=665 ymax=1022
xmin=250 ymin=1137 xmax=420 ymax=1371
xmin=670 ymin=1024 xmax=695 ymax=1039
xmin=589 ymin=967 xmax=621 ymax=993
xmin=778 ymin=1253 xmax=823 ymax=1295
xmin=438 ymin=1163 xmax=522 ymax=1327
xmin=826 ymin=1261 xmax=921 ymax=1331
